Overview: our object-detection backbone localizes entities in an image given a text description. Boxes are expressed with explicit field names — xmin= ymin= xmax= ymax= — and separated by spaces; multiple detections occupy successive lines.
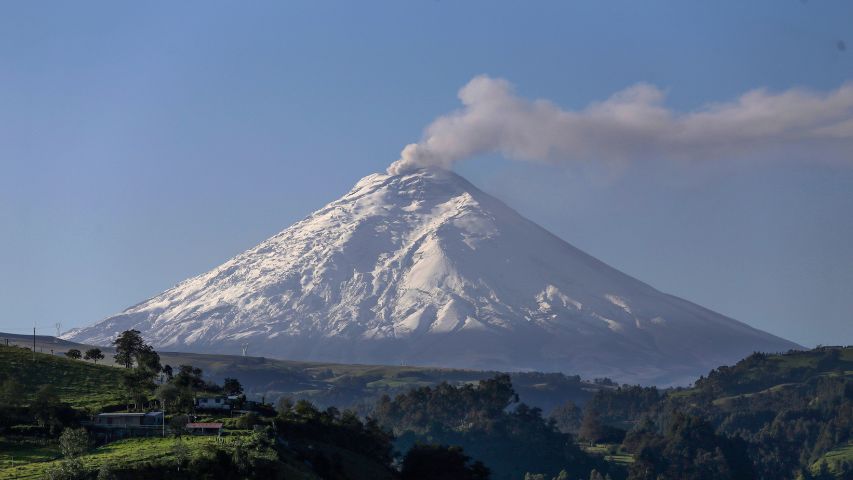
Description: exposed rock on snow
xmin=64 ymin=168 xmax=799 ymax=384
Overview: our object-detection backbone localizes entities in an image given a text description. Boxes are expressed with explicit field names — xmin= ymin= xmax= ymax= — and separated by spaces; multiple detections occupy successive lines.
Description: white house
xmin=195 ymin=396 xmax=230 ymax=411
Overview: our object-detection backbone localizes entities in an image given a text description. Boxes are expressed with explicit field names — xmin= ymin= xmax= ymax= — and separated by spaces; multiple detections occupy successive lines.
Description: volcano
xmin=64 ymin=168 xmax=798 ymax=384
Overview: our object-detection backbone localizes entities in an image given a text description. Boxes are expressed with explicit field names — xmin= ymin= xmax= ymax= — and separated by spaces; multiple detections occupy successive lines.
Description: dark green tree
xmin=0 ymin=377 xmax=23 ymax=409
xmin=223 ymin=377 xmax=243 ymax=395
xmin=173 ymin=365 xmax=205 ymax=390
xmin=122 ymin=368 xmax=156 ymax=411
xmin=112 ymin=329 xmax=145 ymax=368
xmin=401 ymin=444 xmax=490 ymax=480
xmin=550 ymin=401 xmax=583 ymax=434
xmin=31 ymin=385 xmax=63 ymax=433
xmin=83 ymin=348 xmax=104 ymax=363
xmin=155 ymin=382 xmax=180 ymax=410
xmin=59 ymin=427 xmax=89 ymax=458
xmin=136 ymin=344 xmax=162 ymax=373
xmin=64 ymin=349 xmax=81 ymax=360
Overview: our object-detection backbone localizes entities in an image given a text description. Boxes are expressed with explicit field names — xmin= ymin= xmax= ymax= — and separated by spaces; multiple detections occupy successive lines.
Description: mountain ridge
xmin=64 ymin=168 xmax=799 ymax=384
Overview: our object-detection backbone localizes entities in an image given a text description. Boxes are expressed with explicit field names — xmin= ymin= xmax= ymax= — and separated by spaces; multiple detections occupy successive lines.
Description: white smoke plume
xmin=388 ymin=75 xmax=853 ymax=175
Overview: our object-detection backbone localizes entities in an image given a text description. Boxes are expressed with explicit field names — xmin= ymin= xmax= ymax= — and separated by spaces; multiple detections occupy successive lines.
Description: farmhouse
xmin=90 ymin=412 xmax=164 ymax=439
xmin=196 ymin=396 xmax=230 ymax=411
xmin=94 ymin=412 xmax=164 ymax=428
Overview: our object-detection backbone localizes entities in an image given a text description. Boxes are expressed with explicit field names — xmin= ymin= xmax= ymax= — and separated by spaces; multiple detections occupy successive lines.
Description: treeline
xmin=552 ymin=348 xmax=853 ymax=480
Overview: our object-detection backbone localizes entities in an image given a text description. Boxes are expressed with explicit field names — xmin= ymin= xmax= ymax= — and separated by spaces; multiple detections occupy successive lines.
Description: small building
xmin=91 ymin=412 xmax=164 ymax=439
xmin=94 ymin=412 xmax=164 ymax=428
xmin=196 ymin=396 xmax=230 ymax=411
xmin=186 ymin=422 xmax=223 ymax=436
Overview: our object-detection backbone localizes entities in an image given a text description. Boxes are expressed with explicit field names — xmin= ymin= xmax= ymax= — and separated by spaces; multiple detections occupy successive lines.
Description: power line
xmin=0 ymin=324 xmax=62 ymax=334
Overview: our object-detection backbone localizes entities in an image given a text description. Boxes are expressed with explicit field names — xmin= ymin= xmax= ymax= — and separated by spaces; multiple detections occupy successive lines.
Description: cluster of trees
xmin=63 ymin=348 xmax=104 ymax=363
xmin=373 ymin=374 xmax=615 ymax=480
xmin=562 ymin=347 xmax=853 ymax=479
xmin=108 ymin=329 xmax=245 ymax=413
xmin=550 ymin=386 xmax=663 ymax=445
xmin=109 ymin=330 xmax=164 ymax=411
xmin=273 ymin=394 xmax=512 ymax=480
xmin=275 ymin=396 xmax=395 ymax=474
xmin=154 ymin=365 xmax=243 ymax=413
xmin=621 ymin=414 xmax=754 ymax=479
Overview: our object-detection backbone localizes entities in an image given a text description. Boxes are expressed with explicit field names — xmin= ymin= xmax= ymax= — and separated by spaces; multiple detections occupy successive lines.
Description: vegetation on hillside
xmin=373 ymin=374 xmax=617 ymax=480
xmin=2 ymin=333 xmax=851 ymax=479
xmin=565 ymin=347 xmax=853 ymax=480
xmin=0 ymin=345 xmax=126 ymax=411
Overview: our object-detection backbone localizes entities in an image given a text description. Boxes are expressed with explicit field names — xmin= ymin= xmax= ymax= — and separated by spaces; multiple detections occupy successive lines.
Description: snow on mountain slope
xmin=63 ymin=168 xmax=800 ymax=384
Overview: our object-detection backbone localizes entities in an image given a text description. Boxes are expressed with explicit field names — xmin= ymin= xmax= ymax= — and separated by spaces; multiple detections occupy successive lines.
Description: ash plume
xmin=388 ymin=75 xmax=853 ymax=175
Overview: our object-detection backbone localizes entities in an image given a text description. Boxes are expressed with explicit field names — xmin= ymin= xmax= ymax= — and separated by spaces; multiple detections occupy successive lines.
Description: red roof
xmin=186 ymin=422 xmax=223 ymax=429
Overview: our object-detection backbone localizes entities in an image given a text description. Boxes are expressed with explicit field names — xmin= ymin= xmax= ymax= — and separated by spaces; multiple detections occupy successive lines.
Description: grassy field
xmin=0 ymin=434 xmax=324 ymax=480
xmin=580 ymin=444 xmax=634 ymax=466
xmin=811 ymin=441 xmax=853 ymax=477
xmin=0 ymin=437 xmax=60 ymax=470
xmin=0 ymin=345 xmax=126 ymax=410
xmin=0 ymin=436 xmax=216 ymax=479
xmin=0 ymin=431 xmax=399 ymax=479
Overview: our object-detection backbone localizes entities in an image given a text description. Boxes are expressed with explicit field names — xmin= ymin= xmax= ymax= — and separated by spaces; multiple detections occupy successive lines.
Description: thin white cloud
xmin=388 ymin=75 xmax=853 ymax=175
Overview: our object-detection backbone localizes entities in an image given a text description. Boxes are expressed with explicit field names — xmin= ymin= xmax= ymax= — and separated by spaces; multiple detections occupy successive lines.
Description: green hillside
xmin=0 ymin=436 xmax=215 ymax=479
xmin=811 ymin=442 xmax=853 ymax=478
xmin=0 ymin=345 xmax=126 ymax=410
xmin=0 ymin=332 xmax=603 ymax=412
xmin=580 ymin=346 xmax=853 ymax=479
xmin=5 ymin=332 xmax=848 ymax=479
xmin=685 ymin=345 xmax=853 ymax=399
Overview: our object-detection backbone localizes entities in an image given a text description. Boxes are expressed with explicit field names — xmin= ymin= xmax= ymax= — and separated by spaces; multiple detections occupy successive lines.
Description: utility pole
xmin=241 ymin=343 xmax=249 ymax=357
xmin=33 ymin=324 xmax=36 ymax=361
xmin=54 ymin=322 xmax=61 ymax=339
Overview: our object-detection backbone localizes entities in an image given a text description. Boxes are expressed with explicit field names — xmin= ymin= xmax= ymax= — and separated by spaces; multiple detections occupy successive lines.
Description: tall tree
xmin=155 ymin=383 xmax=180 ymax=410
xmin=113 ymin=330 xmax=145 ymax=368
xmin=578 ymin=409 xmax=605 ymax=444
xmin=59 ymin=427 xmax=89 ymax=458
xmin=223 ymin=377 xmax=243 ymax=395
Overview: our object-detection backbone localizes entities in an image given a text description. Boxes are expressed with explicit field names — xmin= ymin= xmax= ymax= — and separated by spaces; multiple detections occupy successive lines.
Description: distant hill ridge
xmin=0 ymin=331 xmax=604 ymax=412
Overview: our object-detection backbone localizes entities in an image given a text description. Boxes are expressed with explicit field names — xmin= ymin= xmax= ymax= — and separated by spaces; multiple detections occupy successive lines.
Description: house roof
xmin=97 ymin=412 xmax=163 ymax=417
xmin=186 ymin=422 xmax=223 ymax=429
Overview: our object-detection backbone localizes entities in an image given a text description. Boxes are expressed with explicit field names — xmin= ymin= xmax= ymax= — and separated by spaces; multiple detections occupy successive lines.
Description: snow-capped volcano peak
xmin=64 ymin=168 xmax=798 ymax=384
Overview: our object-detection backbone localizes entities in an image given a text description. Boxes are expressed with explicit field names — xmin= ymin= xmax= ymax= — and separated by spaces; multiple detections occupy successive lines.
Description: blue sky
xmin=1 ymin=1 xmax=851 ymax=346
